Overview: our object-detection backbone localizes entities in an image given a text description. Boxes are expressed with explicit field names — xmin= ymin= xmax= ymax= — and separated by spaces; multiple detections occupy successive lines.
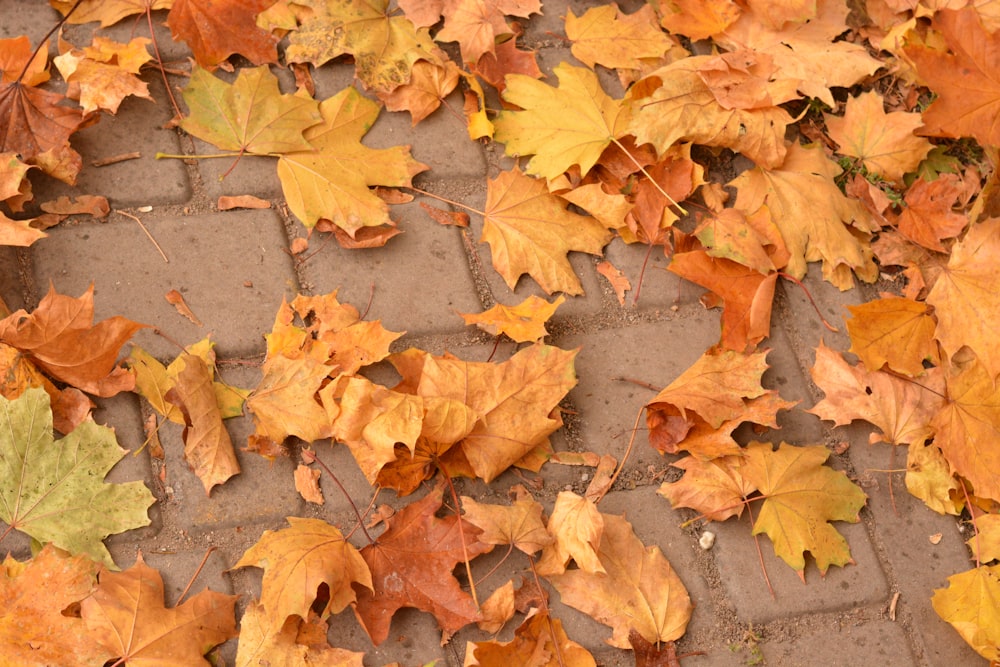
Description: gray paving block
xmin=297 ymin=196 xmax=483 ymax=336
xmin=758 ymin=323 xmax=831 ymax=446
xmin=0 ymin=247 xmax=27 ymax=313
xmin=777 ymin=263 xmax=867 ymax=356
xmin=192 ymin=143 xmax=284 ymax=201
xmin=133 ymin=546 xmax=235 ymax=604
xmin=761 ymin=618 xmax=916 ymax=666
xmin=556 ymin=316 xmax=727 ymax=470
xmin=711 ymin=518 xmax=888 ymax=624
xmin=605 ymin=237 xmax=703 ymax=312
xmin=32 ymin=209 xmax=298 ymax=359
xmin=0 ymin=0 xmax=64 ymax=40
xmin=844 ymin=429 xmax=985 ymax=665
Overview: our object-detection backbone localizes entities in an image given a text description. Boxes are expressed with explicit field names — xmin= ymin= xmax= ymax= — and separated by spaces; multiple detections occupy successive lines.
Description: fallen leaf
xmin=596 ymin=260 xmax=631 ymax=305
xmin=970 ymin=514 xmax=1000 ymax=563
xmin=285 ymin=0 xmax=440 ymax=93
xmin=276 ymin=86 xmax=427 ymax=233
xmin=0 ymin=388 xmax=154 ymax=569
xmin=535 ymin=491 xmax=605 ymax=576
xmin=694 ymin=206 xmax=787 ymax=274
xmin=54 ymin=37 xmax=153 ymax=114
xmin=466 ymin=608 xmax=596 ymax=666
xmin=435 ymin=0 xmax=540 ymax=63
xmin=165 ymin=353 xmax=241 ymax=494
xmin=218 ymin=194 xmax=271 ymax=210
xmin=808 ymin=341 xmax=945 ymax=445
xmin=931 ymin=359 xmax=1000 ymax=503
xmin=893 ymin=174 xmax=968 ymax=252
xmin=471 ymin=33 xmax=543 ymax=92
xmin=81 ymin=552 xmax=238 ymax=664
xmin=630 ymin=632 xmax=685 ymax=667
xmin=294 ymin=464 xmax=324 ymax=504
xmin=377 ymin=59 xmax=460 ymax=125
xmin=0 ymin=76 xmax=84 ymax=182
xmin=825 ymin=91 xmax=932 ymax=182
xmin=481 ymin=167 xmax=613 ymax=295
xmin=0 ymin=35 xmax=50 ymax=86
xmin=0 ymin=545 xmax=112 ymax=666
xmin=659 ymin=453 xmax=755 ymax=521
xmin=654 ymin=0 xmax=741 ymax=41
xmin=845 ymin=296 xmax=938 ymax=376
xmin=729 ymin=141 xmax=878 ymax=289
xmin=905 ymin=7 xmax=1000 ymax=148
xmin=234 ymin=518 xmax=372 ymax=631
xmin=353 ymin=486 xmax=492 ymax=644
xmin=180 ymin=65 xmax=321 ymax=156
xmin=459 ymin=295 xmax=564 ymax=342
xmin=165 ymin=289 xmax=203 ymax=326
xmin=931 ymin=565 xmax=1000 ymax=661
xmin=461 ymin=496 xmax=554 ymax=554
xmin=905 ymin=440 xmax=963 ymax=515
xmin=167 ymin=0 xmax=279 ymax=69
xmin=744 ymin=441 xmax=867 ymax=574
xmin=926 ymin=218 xmax=1000 ymax=380
xmin=235 ymin=599 xmax=365 ymax=667
xmin=695 ymin=49 xmax=801 ymax=110
xmin=476 ymin=580 xmax=515 ymax=634
xmin=39 ymin=194 xmax=110 ymax=217
xmin=566 ymin=4 xmax=674 ymax=71
xmin=545 ymin=512 xmax=692 ymax=648
xmin=493 ymin=63 xmax=626 ymax=181
xmin=0 ymin=212 xmax=46 ymax=246
xmin=49 ymin=0 xmax=172 ymax=27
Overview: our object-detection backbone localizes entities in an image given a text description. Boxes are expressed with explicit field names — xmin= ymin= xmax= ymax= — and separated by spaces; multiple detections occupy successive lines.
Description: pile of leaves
xmin=2 ymin=0 xmax=1000 ymax=663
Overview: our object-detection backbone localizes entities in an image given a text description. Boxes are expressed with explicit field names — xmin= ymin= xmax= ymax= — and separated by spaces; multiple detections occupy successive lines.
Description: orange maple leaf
xmin=905 ymin=7 xmax=1000 ymax=148
xmin=893 ymin=174 xmax=968 ymax=252
xmin=845 ymin=295 xmax=939 ymax=376
xmin=467 ymin=608 xmax=596 ymax=666
xmin=167 ymin=0 xmax=279 ymax=69
xmin=353 ymin=486 xmax=493 ymax=645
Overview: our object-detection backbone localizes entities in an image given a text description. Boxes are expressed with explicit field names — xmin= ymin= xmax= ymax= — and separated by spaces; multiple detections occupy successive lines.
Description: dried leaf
xmin=932 ymin=565 xmax=1000 ymax=661
xmin=167 ymin=0 xmax=279 ymax=69
xmin=459 ymin=295 xmax=564 ymax=342
xmin=466 ymin=608 xmax=596 ymax=666
xmin=294 ymin=464 xmax=324 ymax=505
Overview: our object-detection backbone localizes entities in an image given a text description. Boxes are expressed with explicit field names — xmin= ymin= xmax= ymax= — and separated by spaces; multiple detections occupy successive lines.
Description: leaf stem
xmin=777 ymin=272 xmax=839 ymax=332
xmin=596 ymin=404 xmax=645 ymax=504
xmin=405 ymin=186 xmax=486 ymax=217
xmin=115 ymin=209 xmax=168 ymax=263
xmin=144 ymin=3 xmax=183 ymax=122
xmin=308 ymin=450 xmax=376 ymax=545
xmin=610 ymin=137 xmax=687 ymax=216
xmin=441 ymin=475 xmax=480 ymax=609
xmin=745 ymin=501 xmax=775 ymax=599
xmin=155 ymin=152 xmax=242 ymax=160
xmin=176 ymin=546 xmax=216 ymax=605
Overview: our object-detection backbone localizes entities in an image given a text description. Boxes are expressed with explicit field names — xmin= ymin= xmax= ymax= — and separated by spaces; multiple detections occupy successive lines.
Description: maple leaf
xmin=353 ymin=486 xmax=493 ymax=645
xmin=659 ymin=453 xmax=756 ymax=521
xmin=926 ymin=218 xmax=1000 ymax=380
xmin=461 ymin=496 xmax=554 ymax=554
xmin=565 ymin=4 xmax=674 ymax=71
xmin=808 ymin=341 xmax=945 ymax=446
xmin=0 ymin=77 xmax=84 ymax=182
xmin=81 ymin=552 xmax=238 ymax=665
xmin=294 ymin=464 xmax=324 ymax=504
xmin=285 ymin=0 xmax=440 ymax=93
xmin=54 ymin=37 xmax=153 ymax=115
xmin=0 ymin=35 xmax=49 ymax=86
xmin=246 ymin=346 xmax=332 ymax=451
xmin=893 ymin=174 xmax=968 ymax=252
xmin=717 ymin=0 xmax=881 ymax=107
xmin=276 ymin=86 xmax=427 ymax=233
xmin=932 ymin=565 xmax=1000 ymax=661
xmin=694 ymin=206 xmax=789 ymax=274
xmin=970 ymin=514 xmax=1000 ymax=563
xmin=459 ymin=295 xmax=565 ymax=343
xmin=234 ymin=518 xmax=373 ymax=631
xmin=905 ymin=7 xmax=1000 ymax=148
xmin=906 ymin=440 xmax=963 ymax=516
xmin=931 ymin=359 xmax=1000 ymax=503
xmin=0 ymin=389 xmax=155 ymax=568
xmin=180 ymin=65 xmax=321 ymax=157
xmin=0 ymin=284 xmax=145 ymax=397
xmin=49 ymin=0 xmax=173 ymax=27
xmin=481 ymin=167 xmax=613 ymax=295
xmin=378 ymin=60 xmax=460 ymax=125
xmin=0 ymin=343 xmax=91 ymax=434
xmin=0 ymin=545 xmax=112 ymax=666
xmin=729 ymin=141 xmax=878 ymax=289
xmin=744 ymin=441 xmax=867 ymax=574
xmin=669 ymin=249 xmax=778 ymax=351
xmin=168 ymin=0 xmax=279 ymax=69
xmin=0 ymin=212 xmax=45 ymax=247
xmin=845 ymin=296 xmax=938 ymax=376
xmin=545 ymin=512 xmax=693 ymax=649
xmin=235 ymin=599 xmax=366 ymax=667
xmin=435 ymin=0 xmax=540 ymax=63
xmin=645 ymin=348 xmax=770 ymax=450
xmin=625 ymin=56 xmax=793 ymax=169
xmin=395 ymin=343 xmax=578 ymax=483
xmin=466 ymin=609 xmax=596 ymax=666
xmin=493 ymin=63 xmax=627 ymax=181
xmin=471 ymin=31 xmax=543 ymax=92
xmin=654 ymin=0 xmax=741 ymax=40
xmin=825 ymin=91 xmax=932 ymax=183
xmin=165 ymin=353 xmax=241 ymax=494
xmin=535 ymin=491 xmax=605 ymax=576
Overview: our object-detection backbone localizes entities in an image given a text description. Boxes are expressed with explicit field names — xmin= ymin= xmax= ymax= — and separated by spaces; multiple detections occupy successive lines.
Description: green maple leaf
xmin=0 ymin=388 xmax=155 ymax=569
xmin=179 ymin=65 xmax=321 ymax=156
xmin=276 ymin=86 xmax=427 ymax=233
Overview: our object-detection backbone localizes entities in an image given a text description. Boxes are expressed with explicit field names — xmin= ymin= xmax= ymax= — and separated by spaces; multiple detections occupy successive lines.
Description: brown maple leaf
xmin=0 ymin=284 xmax=145 ymax=397
xmin=0 ymin=78 xmax=84 ymax=183
xmin=167 ymin=0 xmax=279 ymax=69
xmin=467 ymin=608 xmax=597 ymax=666
xmin=81 ymin=552 xmax=238 ymax=664
xmin=353 ymin=486 xmax=493 ymax=645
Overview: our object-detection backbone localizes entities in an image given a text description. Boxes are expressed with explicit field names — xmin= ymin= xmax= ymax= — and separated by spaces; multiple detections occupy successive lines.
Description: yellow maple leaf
xmin=825 ymin=91 xmax=932 ymax=183
xmin=565 ymin=4 xmax=674 ymax=71
xmin=654 ymin=0 xmax=741 ymax=40
xmin=459 ymin=295 xmax=564 ymax=342
xmin=932 ymin=565 xmax=1000 ymax=661
xmin=845 ymin=296 xmax=939 ymax=376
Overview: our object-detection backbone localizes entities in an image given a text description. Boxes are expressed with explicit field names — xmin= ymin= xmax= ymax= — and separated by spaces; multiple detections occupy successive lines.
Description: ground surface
xmin=0 ymin=1 xmax=987 ymax=665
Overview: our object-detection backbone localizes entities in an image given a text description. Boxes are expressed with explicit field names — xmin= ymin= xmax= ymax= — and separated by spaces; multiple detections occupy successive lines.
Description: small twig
xmin=116 ymin=209 xmax=168 ymax=263
xmin=614 ymin=376 xmax=661 ymax=392
xmin=92 ymin=152 xmax=141 ymax=167
xmin=888 ymin=591 xmax=900 ymax=621
xmin=406 ymin=185 xmax=487 ymax=217
xmin=176 ymin=546 xmax=216 ymax=605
